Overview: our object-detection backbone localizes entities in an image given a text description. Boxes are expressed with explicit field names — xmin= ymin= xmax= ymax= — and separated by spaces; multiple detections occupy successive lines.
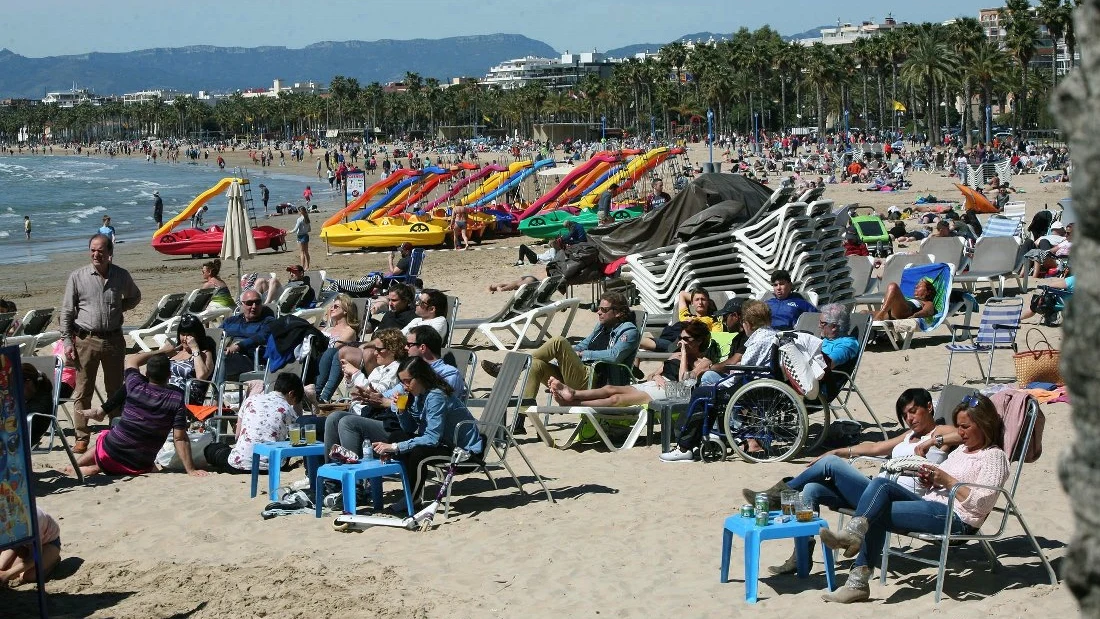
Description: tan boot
xmin=768 ymin=539 xmax=817 ymax=575
xmin=819 ymin=516 xmax=868 ymax=559
xmin=741 ymin=479 xmax=795 ymax=511
xmin=823 ymin=565 xmax=872 ymax=603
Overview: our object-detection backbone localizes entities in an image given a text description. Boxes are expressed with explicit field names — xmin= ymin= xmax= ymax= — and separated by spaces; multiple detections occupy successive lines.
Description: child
xmin=0 ymin=507 xmax=61 ymax=586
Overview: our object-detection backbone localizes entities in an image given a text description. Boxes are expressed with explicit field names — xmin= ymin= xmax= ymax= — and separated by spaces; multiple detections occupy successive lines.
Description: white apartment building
xmin=481 ymin=51 xmax=618 ymax=90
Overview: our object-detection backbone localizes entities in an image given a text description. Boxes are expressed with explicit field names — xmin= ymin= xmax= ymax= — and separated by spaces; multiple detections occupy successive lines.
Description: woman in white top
xmin=820 ymin=393 xmax=1009 ymax=603
xmin=401 ymin=288 xmax=448 ymax=339
xmin=743 ymin=388 xmax=956 ymax=575
xmin=291 ymin=206 xmax=312 ymax=270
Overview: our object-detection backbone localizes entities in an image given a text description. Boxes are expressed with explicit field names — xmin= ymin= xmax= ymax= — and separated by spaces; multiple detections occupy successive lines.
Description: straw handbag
xmin=1014 ymin=328 xmax=1063 ymax=386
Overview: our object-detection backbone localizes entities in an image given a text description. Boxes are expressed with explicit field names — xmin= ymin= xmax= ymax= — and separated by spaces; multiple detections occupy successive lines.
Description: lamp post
xmin=707 ymin=109 xmax=714 ymax=165
xmin=844 ymin=109 xmax=851 ymax=152
xmin=985 ymin=105 xmax=992 ymax=145
xmin=601 ymin=115 xmax=606 ymax=142
xmin=753 ymin=112 xmax=760 ymax=155
xmin=650 ymin=115 xmax=655 ymax=141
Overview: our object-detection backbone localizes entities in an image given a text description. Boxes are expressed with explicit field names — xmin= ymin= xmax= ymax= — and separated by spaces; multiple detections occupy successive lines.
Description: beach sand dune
xmin=8 ymin=144 xmax=1079 ymax=617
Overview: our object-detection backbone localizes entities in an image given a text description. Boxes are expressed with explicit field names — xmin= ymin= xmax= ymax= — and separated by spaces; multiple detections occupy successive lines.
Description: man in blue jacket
xmin=221 ymin=289 xmax=275 ymax=379
xmin=766 ymin=269 xmax=817 ymax=330
xmin=482 ymin=291 xmax=640 ymax=402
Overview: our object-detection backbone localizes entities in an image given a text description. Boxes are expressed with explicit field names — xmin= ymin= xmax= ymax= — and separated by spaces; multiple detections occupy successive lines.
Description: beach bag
xmin=1014 ymin=328 xmax=1062 ymax=386
xmin=155 ymin=430 xmax=214 ymax=471
xmin=777 ymin=332 xmax=826 ymax=400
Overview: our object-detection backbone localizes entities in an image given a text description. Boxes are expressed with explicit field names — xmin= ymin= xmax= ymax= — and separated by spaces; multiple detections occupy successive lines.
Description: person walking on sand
xmin=259 ymin=183 xmax=270 ymax=216
xmin=303 ymin=185 xmax=313 ymax=209
xmin=316 ymin=157 xmax=323 ymax=179
xmin=61 ymin=233 xmax=142 ymax=454
xmin=451 ymin=203 xmax=470 ymax=250
xmin=23 ymin=215 xmax=30 ymax=240
xmin=98 ymin=215 xmax=116 ymax=243
xmin=291 ymin=206 xmax=312 ymax=270
xmin=152 ymin=190 xmax=163 ymax=229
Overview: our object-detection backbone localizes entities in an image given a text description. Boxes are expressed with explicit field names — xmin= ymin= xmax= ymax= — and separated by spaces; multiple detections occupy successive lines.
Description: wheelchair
xmin=684 ymin=336 xmax=833 ymax=464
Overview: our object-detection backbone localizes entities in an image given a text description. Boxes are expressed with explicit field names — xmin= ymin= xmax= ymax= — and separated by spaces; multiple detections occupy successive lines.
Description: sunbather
xmin=872 ymin=276 xmax=937 ymax=321
xmin=487 ymin=274 xmax=539 ymax=293
xmin=640 ymin=287 xmax=720 ymax=352
xmin=311 ymin=294 xmax=361 ymax=403
xmin=546 ymin=320 xmax=715 ymax=407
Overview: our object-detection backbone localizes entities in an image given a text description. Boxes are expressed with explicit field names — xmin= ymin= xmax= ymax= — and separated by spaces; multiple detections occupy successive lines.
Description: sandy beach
xmin=5 ymin=143 xmax=1078 ymax=618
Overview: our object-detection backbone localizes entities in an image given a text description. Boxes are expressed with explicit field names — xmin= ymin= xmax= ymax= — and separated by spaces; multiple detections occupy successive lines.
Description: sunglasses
xmin=679 ymin=336 xmax=694 ymax=342
xmin=962 ymin=393 xmax=980 ymax=408
xmin=405 ymin=341 xmax=421 ymax=347
xmin=242 ymin=300 xmax=261 ymax=306
xmin=595 ymin=306 xmax=620 ymax=314
xmin=416 ymin=300 xmax=431 ymax=308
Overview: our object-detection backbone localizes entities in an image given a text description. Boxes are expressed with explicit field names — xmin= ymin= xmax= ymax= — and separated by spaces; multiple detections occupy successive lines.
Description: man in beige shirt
xmin=61 ymin=233 xmax=141 ymax=452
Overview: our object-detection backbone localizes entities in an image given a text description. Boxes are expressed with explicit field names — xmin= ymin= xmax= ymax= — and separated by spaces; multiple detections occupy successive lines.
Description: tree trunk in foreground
xmin=1051 ymin=2 xmax=1100 ymax=615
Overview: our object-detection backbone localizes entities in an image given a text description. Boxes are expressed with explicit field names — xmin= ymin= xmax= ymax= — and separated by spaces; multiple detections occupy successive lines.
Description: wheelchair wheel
xmin=700 ymin=436 xmax=726 ymax=463
xmin=802 ymin=400 xmax=831 ymax=454
xmin=723 ymin=379 xmax=807 ymax=463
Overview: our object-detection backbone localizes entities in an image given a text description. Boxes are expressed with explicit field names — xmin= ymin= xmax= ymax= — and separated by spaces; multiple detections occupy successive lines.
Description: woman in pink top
xmin=819 ymin=393 xmax=1009 ymax=603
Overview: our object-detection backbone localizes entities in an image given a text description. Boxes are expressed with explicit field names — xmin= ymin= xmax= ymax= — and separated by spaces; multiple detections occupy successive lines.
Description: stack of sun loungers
xmin=621 ymin=191 xmax=855 ymax=315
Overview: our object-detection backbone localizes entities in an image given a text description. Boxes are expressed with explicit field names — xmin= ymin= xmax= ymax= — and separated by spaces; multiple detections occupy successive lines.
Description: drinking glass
xmin=795 ymin=496 xmax=815 ymax=522
xmin=288 ymin=423 xmax=302 ymax=445
xmin=303 ymin=423 xmax=317 ymax=444
xmin=781 ymin=490 xmax=799 ymax=516
xmin=395 ymin=393 xmax=410 ymax=411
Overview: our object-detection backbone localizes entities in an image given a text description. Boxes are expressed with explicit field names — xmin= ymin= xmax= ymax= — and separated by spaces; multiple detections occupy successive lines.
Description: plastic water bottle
xmin=361 ymin=439 xmax=375 ymax=461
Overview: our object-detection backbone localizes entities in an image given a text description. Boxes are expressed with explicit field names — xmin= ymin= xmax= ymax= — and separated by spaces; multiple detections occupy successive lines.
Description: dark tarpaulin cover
xmin=586 ymin=173 xmax=774 ymax=262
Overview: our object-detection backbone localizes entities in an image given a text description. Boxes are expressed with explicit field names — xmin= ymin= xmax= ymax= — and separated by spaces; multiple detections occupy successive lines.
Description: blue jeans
xmin=851 ymin=476 xmax=973 ymax=568
xmin=787 ymin=455 xmax=873 ymax=511
xmin=314 ymin=347 xmax=342 ymax=402
xmin=700 ymin=370 xmax=723 ymax=386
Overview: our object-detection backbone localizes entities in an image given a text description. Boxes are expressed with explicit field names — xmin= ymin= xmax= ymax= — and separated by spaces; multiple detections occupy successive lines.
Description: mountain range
xmin=0 ymin=28 xmax=829 ymax=100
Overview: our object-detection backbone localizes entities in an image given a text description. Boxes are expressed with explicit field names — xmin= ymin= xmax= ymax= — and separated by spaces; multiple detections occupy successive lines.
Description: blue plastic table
xmin=720 ymin=511 xmax=837 ymax=603
xmin=250 ymin=441 xmax=325 ymax=500
xmin=313 ymin=460 xmax=415 ymax=518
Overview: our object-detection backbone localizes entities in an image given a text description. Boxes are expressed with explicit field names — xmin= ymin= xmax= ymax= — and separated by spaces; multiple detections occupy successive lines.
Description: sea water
xmin=0 ymin=156 xmax=321 ymax=264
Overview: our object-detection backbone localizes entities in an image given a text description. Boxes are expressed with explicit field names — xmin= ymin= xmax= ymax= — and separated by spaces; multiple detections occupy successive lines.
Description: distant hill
xmin=605 ymin=32 xmax=730 ymax=58
xmin=0 ymin=34 xmax=558 ymax=99
xmin=604 ymin=26 xmax=834 ymax=58
xmin=783 ymin=26 xmax=832 ymax=42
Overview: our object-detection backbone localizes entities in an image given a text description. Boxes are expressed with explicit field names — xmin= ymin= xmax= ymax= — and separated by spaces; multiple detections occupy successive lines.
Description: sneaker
xmin=481 ymin=360 xmax=501 ymax=378
xmin=512 ymin=260 xmax=524 ymax=267
xmin=659 ymin=448 xmax=695 ymax=463
xmin=329 ymin=444 xmax=360 ymax=464
xmin=289 ymin=478 xmax=311 ymax=492
xmin=323 ymin=492 xmax=344 ymax=511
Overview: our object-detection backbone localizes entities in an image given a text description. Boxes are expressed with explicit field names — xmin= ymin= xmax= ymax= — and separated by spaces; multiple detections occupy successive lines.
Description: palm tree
xmin=950 ymin=17 xmax=986 ymax=146
xmin=1037 ymin=0 xmax=1072 ymax=86
xmin=803 ymin=43 xmax=835 ymax=135
xmin=900 ymin=26 xmax=956 ymax=145
xmin=1002 ymin=0 xmax=1040 ymax=129
xmin=966 ymin=39 xmax=1013 ymax=141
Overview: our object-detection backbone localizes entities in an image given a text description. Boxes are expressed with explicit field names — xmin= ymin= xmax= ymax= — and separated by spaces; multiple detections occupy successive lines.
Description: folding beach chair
xmin=954 ymin=236 xmax=1026 ymax=296
xmin=943 ymin=297 xmax=1023 ymax=385
xmin=22 ymin=355 xmax=84 ymax=484
xmin=451 ymin=282 xmax=538 ymax=347
xmin=421 ymin=351 xmax=554 ymax=517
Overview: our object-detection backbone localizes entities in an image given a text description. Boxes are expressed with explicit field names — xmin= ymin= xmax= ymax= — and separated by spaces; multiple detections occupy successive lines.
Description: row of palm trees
xmin=0 ymin=1 xmax=1079 ymax=148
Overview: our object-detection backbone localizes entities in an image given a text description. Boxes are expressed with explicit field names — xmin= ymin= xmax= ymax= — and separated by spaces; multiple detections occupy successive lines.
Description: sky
xmin=3 ymin=0 xmax=1006 ymax=58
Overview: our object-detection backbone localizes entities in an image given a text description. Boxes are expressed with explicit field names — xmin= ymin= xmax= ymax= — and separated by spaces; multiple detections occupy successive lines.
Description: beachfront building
xmin=240 ymin=79 xmax=327 ymax=98
xmin=121 ymin=89 xmax=188 ymax=105
xmin=41 ymin=88 xmax=106 ymax=107
xmin=480 ymin=51 xmax=618 ymax=91
xmin=798 ymin=16 xmax=906 ymax=46
xmin=979 ymin=6 xmax=1074 ymax=75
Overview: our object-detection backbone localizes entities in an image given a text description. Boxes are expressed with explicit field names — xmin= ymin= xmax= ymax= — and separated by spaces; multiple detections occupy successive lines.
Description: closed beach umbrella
xmin=220 ymin=181 xmax=257 ymax=295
